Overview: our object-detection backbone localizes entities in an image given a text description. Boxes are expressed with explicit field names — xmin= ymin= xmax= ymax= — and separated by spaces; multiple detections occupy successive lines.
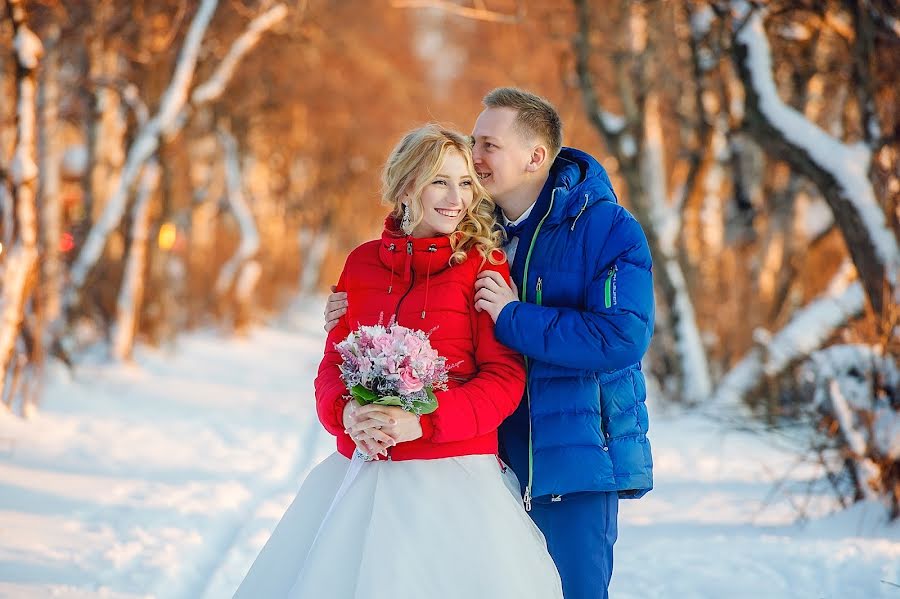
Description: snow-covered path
xmin=0 ymin=301 xmax=897 ymax=598
xmin=0 ymin=304 xmax=336 ymax=599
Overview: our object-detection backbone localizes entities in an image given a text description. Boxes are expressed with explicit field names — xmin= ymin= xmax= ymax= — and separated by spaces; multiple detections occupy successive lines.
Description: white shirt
xmin=501 ymin=202 xmax=537 ymax=265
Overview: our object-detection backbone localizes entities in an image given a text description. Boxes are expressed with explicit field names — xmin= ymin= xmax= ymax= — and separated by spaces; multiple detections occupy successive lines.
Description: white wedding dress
xmin=233 ymin=451 xmax=564 ymax=599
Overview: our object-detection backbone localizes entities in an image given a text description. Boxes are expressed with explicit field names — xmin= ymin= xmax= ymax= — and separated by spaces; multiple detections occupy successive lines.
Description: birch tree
xmin=0 ymin=0 xmax=42 ymax=408
xmin=36 ymin=24 xmax=62 ymax=379
xmin=110 ymin=160 xmax=160 ymax=361
xmin=65 ymin=1 xmax=288 ymax=311
xmin=216 ymin=126 xmax=260 ymax=331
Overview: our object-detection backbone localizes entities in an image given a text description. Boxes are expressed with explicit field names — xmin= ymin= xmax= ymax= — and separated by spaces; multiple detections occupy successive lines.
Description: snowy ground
xmin=0 ymin=300 xmax=897 ymax=599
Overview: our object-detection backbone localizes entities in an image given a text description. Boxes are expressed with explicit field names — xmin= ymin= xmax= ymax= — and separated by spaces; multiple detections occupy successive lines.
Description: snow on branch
xmin=730 ymin=1 xmax=899 ymax=314
xmin=67 ymin=0 xmax=219 ymax=295
xmin=66 ymin=0 xmax=286 ymax=303
xmin=711 ymin=262 xmax=865 ymax=408
xmin=155 ymin=0 xmax=219 ymax=133
xmin=191 ymin=4 xmax=288 ymax=105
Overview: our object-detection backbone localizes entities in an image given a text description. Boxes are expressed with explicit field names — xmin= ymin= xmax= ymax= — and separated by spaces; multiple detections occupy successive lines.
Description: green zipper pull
xmin=535 ymin=277 xmax=543 ymax=306
xmin=604 ymin=265 xmax=617 ymax=309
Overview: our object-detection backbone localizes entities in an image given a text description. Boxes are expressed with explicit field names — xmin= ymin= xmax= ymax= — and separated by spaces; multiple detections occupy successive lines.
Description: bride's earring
xmin=401 ymin=203 xmax=412 ymax=235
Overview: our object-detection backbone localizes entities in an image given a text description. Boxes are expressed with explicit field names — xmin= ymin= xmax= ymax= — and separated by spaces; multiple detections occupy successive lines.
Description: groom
xmin=325 ymin=88 xmax=654 ymax=599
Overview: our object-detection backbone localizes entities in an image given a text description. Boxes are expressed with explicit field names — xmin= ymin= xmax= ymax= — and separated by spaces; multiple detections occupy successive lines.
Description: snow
xmin=796 ymin=191 xmax=833 ymax=240
xmin=13 ymin=26 xmax=42 ymax=70
xmin=734 ymin=4 xmax=900 ymax=285
xmin=690 ymin=5 xmax=714 ymax=39
xmin=1 ymin=300 xmax=898 ymax=598
xmin=712 ymin=264 xmax=865 ymax=407
xmin=599 ymin=110 xmax=626 ymax=135
xmin=156 ymin=0 xmax=218 ymax=133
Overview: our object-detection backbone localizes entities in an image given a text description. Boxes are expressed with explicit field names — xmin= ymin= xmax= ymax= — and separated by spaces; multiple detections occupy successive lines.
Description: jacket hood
xmin=544 ymin=147 xmax=618 ymax=225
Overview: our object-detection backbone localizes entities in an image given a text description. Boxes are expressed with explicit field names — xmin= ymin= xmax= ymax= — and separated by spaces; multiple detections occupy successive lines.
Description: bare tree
xmin=111 ymin=159 xmax=160 ymax=361
xmin=572 ymin=0 xmax=713 ymax=403
xmin=215 ymin=126 xmax=261 ymax=328
xmin=65 ymin=1 xmax=287 ymax=301
xmin=727 ymin=1 xmax=899 ymax=317
xmin=0 ymin=0 xmax=42 ymax=409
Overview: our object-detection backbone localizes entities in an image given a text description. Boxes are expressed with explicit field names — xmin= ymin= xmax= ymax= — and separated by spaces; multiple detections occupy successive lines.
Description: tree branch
xmin=191 ymin=3 xmax=288 ymax=105
xmin=391 ymin=0 xmax=522 ymax=24
xmin=729 ymin=1 xmax=899 ymax=316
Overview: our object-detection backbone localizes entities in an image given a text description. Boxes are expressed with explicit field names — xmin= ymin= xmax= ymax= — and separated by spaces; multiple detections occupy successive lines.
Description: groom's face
xmin=471 ymin=107 xmax=534 ymax=210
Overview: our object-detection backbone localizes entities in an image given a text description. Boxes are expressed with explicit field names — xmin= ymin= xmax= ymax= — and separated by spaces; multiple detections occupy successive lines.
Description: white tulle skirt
xmin=233 ymin=451 xmax=563 ymax=599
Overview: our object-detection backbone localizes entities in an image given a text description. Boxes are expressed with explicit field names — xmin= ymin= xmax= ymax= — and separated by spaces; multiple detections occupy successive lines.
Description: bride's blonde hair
xmin=382 ymin=124 xmax=505 ymax=265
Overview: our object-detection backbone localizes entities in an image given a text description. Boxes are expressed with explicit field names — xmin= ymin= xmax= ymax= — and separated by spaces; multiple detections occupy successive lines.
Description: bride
xmin=233 ymin=124 xmax=563 ymax=599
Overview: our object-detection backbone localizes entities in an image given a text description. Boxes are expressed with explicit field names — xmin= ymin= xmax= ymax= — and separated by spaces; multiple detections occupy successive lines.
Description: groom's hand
xmin=474 ymin=271 xmax=518 ymax=323
xmin=324 ymin=286 xmax=348 ymax=332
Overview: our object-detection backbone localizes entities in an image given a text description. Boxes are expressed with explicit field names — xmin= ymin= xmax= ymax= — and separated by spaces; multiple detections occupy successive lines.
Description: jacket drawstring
xmin=387 ymin=243 xmax=396 ymax=293
xmin=422 ymin=244 xmax=437 ymax=318
xmin=571 ymin=193 xmax=590 ymax=231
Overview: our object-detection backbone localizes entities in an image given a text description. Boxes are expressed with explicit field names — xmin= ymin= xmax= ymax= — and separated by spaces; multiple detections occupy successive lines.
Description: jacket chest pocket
xmin=530 ymin=270 xmax=585 ymax=309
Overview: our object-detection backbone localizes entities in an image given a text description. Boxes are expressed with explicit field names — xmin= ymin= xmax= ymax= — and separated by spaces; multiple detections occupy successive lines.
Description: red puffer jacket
xmin=315 ymin=219 xmax=525 ymax=461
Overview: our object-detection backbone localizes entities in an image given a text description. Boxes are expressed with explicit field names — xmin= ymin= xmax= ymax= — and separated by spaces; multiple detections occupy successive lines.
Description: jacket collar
xmin=378 ymin=216 xmax=454 ymax=283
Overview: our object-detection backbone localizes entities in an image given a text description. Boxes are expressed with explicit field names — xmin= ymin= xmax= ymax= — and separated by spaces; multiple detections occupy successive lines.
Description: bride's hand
xmin=344 ymin=402 xmax=396 ymax=457
xmin=349 ymin=405 xmax=423 ymax=444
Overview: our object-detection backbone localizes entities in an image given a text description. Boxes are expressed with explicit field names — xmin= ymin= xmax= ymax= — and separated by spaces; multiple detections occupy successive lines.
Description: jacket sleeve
xmin=494 ymin=212 xmax=654 ymax=372
xmin=419 ymin=259 xmax=525 ymax=444
xmin=314 ymin=267 xmax=352 ymax=437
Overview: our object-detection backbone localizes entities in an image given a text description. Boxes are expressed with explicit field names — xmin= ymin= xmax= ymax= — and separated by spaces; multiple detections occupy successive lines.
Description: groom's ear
xmin=525 ymin=145 xmax=548 ymax=173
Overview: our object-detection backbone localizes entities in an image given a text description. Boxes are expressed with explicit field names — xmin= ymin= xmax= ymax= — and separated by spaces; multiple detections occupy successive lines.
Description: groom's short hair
xmin=483 ymin=88 xmax=562 ymax=160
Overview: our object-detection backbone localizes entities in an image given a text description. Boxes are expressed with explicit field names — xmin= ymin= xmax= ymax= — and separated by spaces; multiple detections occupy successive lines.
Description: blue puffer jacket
xmin=495 ymin=147 xmax=655 ymax=505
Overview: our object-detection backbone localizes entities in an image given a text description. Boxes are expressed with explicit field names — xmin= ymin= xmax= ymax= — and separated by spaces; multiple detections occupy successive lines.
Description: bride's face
xmin=408 ymin=149 xmax=474 ymax=238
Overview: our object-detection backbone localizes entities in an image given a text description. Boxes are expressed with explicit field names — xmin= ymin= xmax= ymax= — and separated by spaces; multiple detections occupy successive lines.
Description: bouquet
xmin=335 ymin=320 xmax=450 ymax=416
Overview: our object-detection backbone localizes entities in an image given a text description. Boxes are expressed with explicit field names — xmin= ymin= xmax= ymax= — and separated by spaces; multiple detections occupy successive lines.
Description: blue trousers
xmin=529 ymin=492 xmax=619 ymax=599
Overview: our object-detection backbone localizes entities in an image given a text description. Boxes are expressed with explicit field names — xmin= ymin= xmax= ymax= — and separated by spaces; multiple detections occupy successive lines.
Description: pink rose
xmin=398 ymin=367 xmax=424 ymax=394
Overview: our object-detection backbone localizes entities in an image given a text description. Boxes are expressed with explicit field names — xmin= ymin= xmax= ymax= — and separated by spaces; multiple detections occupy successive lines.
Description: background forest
xmin=2 ymin=0 xmax=898 ymax=518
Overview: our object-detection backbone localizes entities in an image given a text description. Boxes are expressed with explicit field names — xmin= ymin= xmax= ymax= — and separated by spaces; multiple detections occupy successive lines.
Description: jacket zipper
xmin=383 ymin=240 xmax=416 ymax=461
xmin=604 ymin=264 xmax=617 ymax=309
xmin=520 ymin=189 xmax=555 ymax=512
xmin=394 ymin=240 xmax=417 ymax=319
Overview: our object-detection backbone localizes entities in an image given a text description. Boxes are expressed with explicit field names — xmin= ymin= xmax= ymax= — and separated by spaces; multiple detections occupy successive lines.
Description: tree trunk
xmin=66 ymin=0 xmax=220 ymax=304
xmin=215 ymin=127 xmax=260 ymax=325
xmin=85 ymin=39 xmax=127 ymax=229
xmin=730 ymin=4 xmax=899 ymax=316
xmin=0 ymin=0 xmax=41 ymax=408
xmin=298 ymin=226 xmax=330 ymax=296
xmin=572 ymin=0 xmax=712 ymax=402
xmin=37 ymin=24 xmax=62 ymax=364
xmin=111 ymin=160 xmax=160 ymax=361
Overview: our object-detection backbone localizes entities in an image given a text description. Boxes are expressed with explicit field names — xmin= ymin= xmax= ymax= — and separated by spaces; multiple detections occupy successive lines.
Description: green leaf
xmin=414 ymin=388 xmax=439 ymax=415
xmin=350 ymin=385 xmax=379 ymax=405
xmin=374 ymin=395 xmax=404 ymax=407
